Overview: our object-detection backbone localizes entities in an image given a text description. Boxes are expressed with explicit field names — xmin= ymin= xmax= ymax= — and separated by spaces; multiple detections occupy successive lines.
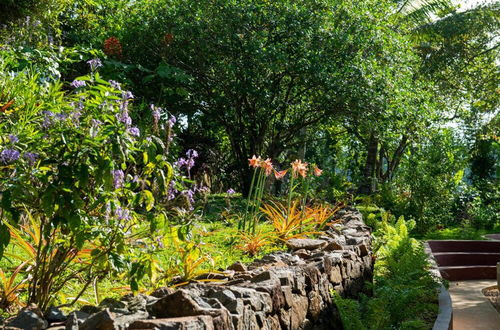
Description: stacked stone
xmin=5 ymin=208 xmax=373 ymax=330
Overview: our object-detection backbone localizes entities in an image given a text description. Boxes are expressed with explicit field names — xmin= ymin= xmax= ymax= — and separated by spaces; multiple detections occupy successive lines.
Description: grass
xmin=419 ymin=225 xmax=500 ymax=241
xmin=0 ymin=194 xmax=286 ymax=315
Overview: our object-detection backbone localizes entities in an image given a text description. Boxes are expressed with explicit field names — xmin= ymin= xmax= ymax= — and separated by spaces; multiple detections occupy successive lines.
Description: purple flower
xmin=0 ymin=149 xmax=20 ymax=164
xmin=42 ymin=111 xmax=54 ymax=128
xmin=71 ymin=111 xmax=82 ymax=125
xmin=55 ymin=113 xmax=67 ymax=121
xmin=91 ymin=119 xmax=102 ymax=128
xmin=71 ymin=80 xmax=86 ymax=88
xmin=186 ymin=149 xmax=198 ymax=159
xmin=167 ymin=181 xmax=178 ymax=201
xmin=23 ymin=152 xmax=39 ymax=165
xmin=181 ymin=189 xmax=195 ymax=209
xmin=116 ymin=110 xmax=132 ymax=126
xmin=174 ymin=157 xmax=187 ymax=168
xmin=150 ymin=104 xmax=161 ymax=124
xmin=226 ymin=188 xmax=236 ymax=195
xmin=115 ymin=207 xmax=131 ymax=221
xmin=87 ymin=58 xmax=103 ymax=71
xmin=186 ymin=158 xmax=195 ymax=170
xmin=168 ymin=115 xmax=176 ymax=128
xmin=8 ymin=134 xmax=18 ymax=144
xmin=128 ymin=127 xmax=140 ymax=137
xmin=112 ymin=169 xmax=125 ymax=189
xmin=122 ymin=91 xmax=134 ymax=100
xmin=109 ymin=80 xmax=121 ymax=90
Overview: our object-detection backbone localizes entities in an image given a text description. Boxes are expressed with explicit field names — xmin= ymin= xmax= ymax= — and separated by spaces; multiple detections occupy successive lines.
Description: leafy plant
xmin=235 ymin=230 xmax=276 ymax=256
xmin=261 ymin=200 xmax=321 ymax=240
xmin=333 ymin=217 xmax=439 ymax=329
xmin=0 ymin=61 xmax=173 ymax=310
xmin=0 ymin=261 xmax=29 ymax=312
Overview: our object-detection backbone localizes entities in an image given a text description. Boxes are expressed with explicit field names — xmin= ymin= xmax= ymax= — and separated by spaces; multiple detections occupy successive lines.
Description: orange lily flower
xmin=313 ymin=165 xmax=323 ymax=177
xmin=248 ymin=155 xmax=261 ymax=168
xmin=274 ymin=169 xmax=288 ymax=180
xmin=262 ymin=158 xmax=274 ymax=176
xmin=291 ymin=159 xmax=308 ymax=178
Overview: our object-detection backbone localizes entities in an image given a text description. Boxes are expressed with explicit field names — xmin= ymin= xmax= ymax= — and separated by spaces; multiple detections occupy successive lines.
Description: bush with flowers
xmin=0 ymin=58 xmax=180 ymax=309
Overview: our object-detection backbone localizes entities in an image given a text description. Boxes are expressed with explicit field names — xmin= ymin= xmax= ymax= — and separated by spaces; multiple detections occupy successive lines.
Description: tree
xmin=111 ymin=0 xmax=424 ymax=193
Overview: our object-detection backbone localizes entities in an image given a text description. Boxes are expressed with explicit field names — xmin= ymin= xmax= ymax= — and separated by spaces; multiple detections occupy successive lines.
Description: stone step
xmin=434 ymin=252 xmax=500 ymax=267
xmin=428 ymin=240 xmax=500 ymax=253
xmin=438 ymin=265 xmax=497 ymax=281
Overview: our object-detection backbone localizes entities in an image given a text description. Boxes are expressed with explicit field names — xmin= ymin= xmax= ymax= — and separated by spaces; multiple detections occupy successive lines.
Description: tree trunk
xmin=358 ymin=133 xmax=378 ymax=195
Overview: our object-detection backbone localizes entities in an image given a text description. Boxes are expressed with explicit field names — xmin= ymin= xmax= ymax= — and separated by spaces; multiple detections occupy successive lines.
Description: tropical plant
xmin=261 ymin=200 xmax=323 ymax=240
xmin=235 ymin=230 xmax=276 ymax=257
xmin=0 ymin=60 xmax=173 ymax=310
xmin=333 ymin=217 xmax=440 ymax=329
xmin=0 ymin=261 xmax=29 ymax=312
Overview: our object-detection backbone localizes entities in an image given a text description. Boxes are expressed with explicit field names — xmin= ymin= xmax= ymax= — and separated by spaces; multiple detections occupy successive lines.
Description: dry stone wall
xmin=7 ymin=208 xmax=373 ymax=330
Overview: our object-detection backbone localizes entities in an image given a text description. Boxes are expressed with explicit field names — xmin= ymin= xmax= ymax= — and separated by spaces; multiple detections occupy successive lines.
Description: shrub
xmin=0 ymin=59 xmax=172 ymax=309
xmin=333 ymin=217 xmax=439 ymax=330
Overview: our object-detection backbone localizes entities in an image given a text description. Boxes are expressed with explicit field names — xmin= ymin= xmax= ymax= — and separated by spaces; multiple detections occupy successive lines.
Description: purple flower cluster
xmin=71 ymin=80 xmax=86 ymax=88
xmin=24 ymin=152 xmax=39 ymax=165
xmin=42 ymin=111 xmax=70 ymax=128
xmin=116 ymin=110 xmax=132 ymax=126
xmin=116 ymin=91 xmax=134 ymax=128
xmin=150 ymin=104 xmax=161 ymax=125
xmin=226 ymin=188 xmax=236 ymax=195
xmin=167 ymin=181 xmax=178 ymax=201
xmin=122 ymin=91 xmax=134 ymax=100
xmin=112 ymin=169 xmax=125 ymax=189
xmin=109 ymin=80 xmax=121 ymax=90
xmin=115 ymin=207 xmax=131 ymax=221
xmin=0 ymin=149 xmax=20 ymax=164
xmin=8 ymin=134 xmax=18 ymax=144
xmin=127 ymin=127 xmax=140 ymax=137
xmin=87 ymin=58 xmax=103 ymax=71
xmin=181 ymin=189 xmax=195 ymax=209
xmin=174 ymin=149 xmax=199 ymax=172
xmin=168 ymin=115 xmax=176 ymax=128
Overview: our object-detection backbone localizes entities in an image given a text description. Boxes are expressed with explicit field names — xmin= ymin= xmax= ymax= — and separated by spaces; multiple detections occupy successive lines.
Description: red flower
xmin=164 ymin=33 xmax=174 ymax=45
xmin=104 ymin=37 xmax=122 ymax=58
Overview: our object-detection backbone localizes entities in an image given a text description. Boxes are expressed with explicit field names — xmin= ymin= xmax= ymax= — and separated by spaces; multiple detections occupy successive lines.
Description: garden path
xmin=448 ymin=280 xmax=500 ymax=330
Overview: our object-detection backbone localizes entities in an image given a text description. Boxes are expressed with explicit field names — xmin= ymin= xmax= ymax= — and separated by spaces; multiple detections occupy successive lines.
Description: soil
xmin=482 ymin=285 xmax=500 ymax=314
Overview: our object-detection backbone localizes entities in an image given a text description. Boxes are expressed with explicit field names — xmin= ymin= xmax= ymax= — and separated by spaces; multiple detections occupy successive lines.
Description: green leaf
xmin=141 ymin=190 xmax=155 ymax=211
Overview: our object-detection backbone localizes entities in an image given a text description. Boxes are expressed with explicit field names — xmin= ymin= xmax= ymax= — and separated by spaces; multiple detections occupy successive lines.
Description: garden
xmin=0 ymin=0 xmax=498 ymax=329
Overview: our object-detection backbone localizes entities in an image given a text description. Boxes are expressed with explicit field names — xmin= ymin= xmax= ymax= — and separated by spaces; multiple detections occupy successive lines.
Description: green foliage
xmin=334 ymin=217 xmax=439 ymax=330
xmin=0 ymin=58 xmax=173 ymax=309
xmin=331 ymin=291 xmax=366 ymax=330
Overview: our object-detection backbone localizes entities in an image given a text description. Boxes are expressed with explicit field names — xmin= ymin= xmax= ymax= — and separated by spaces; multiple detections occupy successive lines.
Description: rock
xmin=79 ymin=305 xmax=101 ymax=315
xmin=250 ymin=271 xmax=277 ymax=283
xmin=65 ymin=311 xmax=90 ymax=330
xmin=149 ymin=290 xmax=232 ymax=329
xmin=79 ymin=309 xmax=148 ymax=330
xmin=324 ymin=241 xmax=343 ymax=251
xmin=6 ymin=304 xmax=48 ymax=330
xmin=44 ymin=307 xmax=66 ymax=323
xmin=290 ymin=294 xmax=309 ymax=329
xmin=122 ymin=294 xmax=148 ymax=313
xmin=196 ymin=271 xmax=233 ymax=280
xmin=293 ymin=249 xmax=311 ymax=259
xmin=227 ymin=261 xmax=247 ymax=272
xmin=286 ymin=238 xmax=327 ymax=251
xmin=150 ymin=286 xmax=174 ymax=298
xmin=207 ymin=289 xmax=243 ymax=314
xmin=358 ymin=244 xmax=369 ymax=257
xmin=129 ymin=316 xmax=214 ymax=330
xmin=99 ymin=298 xmax=127 ymax=311
xmin=48 ymin=209 xmax=372 ymax=330
xmin=79 ymin=309 xmax=115 ymax=330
